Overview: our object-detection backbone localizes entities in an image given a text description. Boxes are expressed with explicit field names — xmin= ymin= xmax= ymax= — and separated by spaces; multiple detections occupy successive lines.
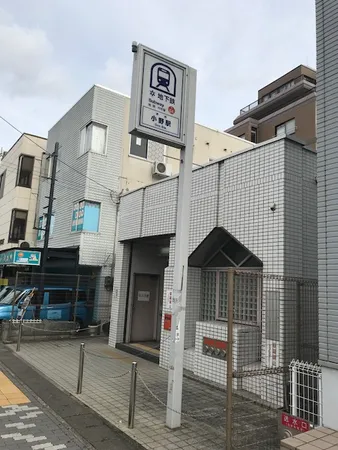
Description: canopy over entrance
xmin=188 ymin=227 xmax=263 ymax=268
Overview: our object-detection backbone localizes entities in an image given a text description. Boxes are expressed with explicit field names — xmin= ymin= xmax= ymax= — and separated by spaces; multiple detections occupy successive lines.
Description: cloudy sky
xmin=0 ymin=1 xmax=316 ymax=151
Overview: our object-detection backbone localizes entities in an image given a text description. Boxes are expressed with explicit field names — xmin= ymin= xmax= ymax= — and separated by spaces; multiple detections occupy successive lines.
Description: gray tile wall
xmin=316 ymin=0 xmax=338 ymax=365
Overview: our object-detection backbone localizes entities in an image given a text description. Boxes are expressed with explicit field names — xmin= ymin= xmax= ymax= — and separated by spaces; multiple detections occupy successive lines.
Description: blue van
xmin=0 ymin=286 xmax=93 ymax=327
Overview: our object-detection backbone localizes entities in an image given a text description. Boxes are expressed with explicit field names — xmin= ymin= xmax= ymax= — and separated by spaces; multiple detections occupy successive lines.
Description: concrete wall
xmin=0 ymin=134 xmax=46 ymax=250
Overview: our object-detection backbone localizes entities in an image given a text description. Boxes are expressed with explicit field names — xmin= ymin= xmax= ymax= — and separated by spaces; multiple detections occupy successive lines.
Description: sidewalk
xmin=6 ymin=337 xmax=279 ymax=450
xmin=0 ymin=363 xmax=89 ymax=449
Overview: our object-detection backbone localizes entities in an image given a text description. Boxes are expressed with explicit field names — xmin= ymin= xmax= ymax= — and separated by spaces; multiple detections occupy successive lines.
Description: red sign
xmin=168 ymin=106 xmax=175 ymax=114
xmin=164 ymin=313 xmax=172 ymax=331
xmin=203 ymin=337 xmax=227 ymax=350
xmin=281 ymin=413 xmax=310 ymax=433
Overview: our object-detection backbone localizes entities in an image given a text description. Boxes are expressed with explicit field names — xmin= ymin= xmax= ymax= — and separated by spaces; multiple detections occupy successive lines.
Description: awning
xmin=188 ymin=227 xmax=262 ymax=268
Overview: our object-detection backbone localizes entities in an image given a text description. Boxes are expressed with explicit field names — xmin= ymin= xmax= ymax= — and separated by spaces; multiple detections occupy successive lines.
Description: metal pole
xmin=296 ymin=282 xmax=301 ymax=360
xmin=73 ymin=275 xmax=80 ymax=324
xmin=166 ymin=66 xmax=197 ymax=430
xmin=226 ymin=268 xmax=234 ymax=450
xmin=9 ymin=271 xmax=19 ymax=338
xmin=76 ymin=343 xmax=85 ymax=394
xmin=291 ymin=364 xmax=297 ymax=417
xmin=128 ymin=362 xmax=137 ymax=429
xmin=16 ymin=320 xmax=23 ymax=352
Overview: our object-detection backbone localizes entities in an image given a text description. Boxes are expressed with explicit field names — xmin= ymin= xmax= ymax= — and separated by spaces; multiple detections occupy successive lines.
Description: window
xmin=72 ymin=201 xmax=100 ymax=232
xmin=250 ymin=127 xmax=257 ymax=143
xmin=276 ymin=118 xmax=296 ymax=136
xmin=201 ymin=270 xmax=261 ymax=326
xmin=37 ymin=214 xmax=55 ymax=241
xmin=238 ymin=134 xmax=246 ymax=140
xmin=0 ymin=170 xmax=6 ymax=198
xmin=16 ymin=155 xmax=34 ymax=188
xmin=46 ymin=290 xmax=71 ymax=305
xmin=8 ymin=209 xmax=28 ymax=243
xmin=80 ymin=122 xmax=107 ymax=156
xmin=130 ymin=135 xmax=148 ymax=159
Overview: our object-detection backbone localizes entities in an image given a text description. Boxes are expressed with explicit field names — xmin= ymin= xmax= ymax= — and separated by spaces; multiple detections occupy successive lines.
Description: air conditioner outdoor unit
xmin=18 ymin=241 xmax=31 ymax=249
xmin=152 ymin=161 xmax=171 ymax=178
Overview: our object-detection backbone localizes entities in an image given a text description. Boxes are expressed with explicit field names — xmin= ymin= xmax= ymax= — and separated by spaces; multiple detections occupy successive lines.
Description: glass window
xmin=37 ymin=214 xmax=55 ymax=241
xmin=0 ymin=170 xmax=6 ymax=198
xmin=47 ymin=290 xmax=71 ymax=305
xmin=276 ymin=118 xmax=296 ymax=136
xmin=72 ymin=201 xmax=100 ymax=232
xmin=8 ymin=209 xmax=27 ymax=243
xmin=250 ymin=127 xmax=257 ymax=143
xmin=80 ymin=122 xmax=107 ymax=156
xmin=130 ymin=135 xmax=148 ymax=159
xmin=16 ymin=155 xmax=34 ymax=188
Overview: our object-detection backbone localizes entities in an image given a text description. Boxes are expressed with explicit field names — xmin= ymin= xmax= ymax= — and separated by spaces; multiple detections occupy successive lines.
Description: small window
xmin=238 ymin=134 xmax=246 ymax=140
xmin=47 ymin=290 xmax=71 ymax=305
xmin=130 ymin=135 xmax=148 ymax=159
xmin=16 ymin=155 xmax=34 ymax=188
xmin=37 ymin=214 xmax=55 ymax=241
xmin=80 ymin=122 xmax=107 ymax=156
xmin=72 ymin=201 xmax=100 ymax=232
xmin=8 ymin=209 xmax=28 ymax=243
xmin=276 ymin=118 xmax=296 ymax=137
xmin=250 ymin=127 xmax=257 ymax=143
xmin=0 ymin=170 xmax=6 ymax=198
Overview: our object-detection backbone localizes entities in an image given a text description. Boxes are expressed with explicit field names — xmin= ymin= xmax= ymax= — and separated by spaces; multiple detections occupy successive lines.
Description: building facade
xmin=0 ymin=134 xmax=47 ymax=254
xmin=226 ymin=65 xmax=317 ymax=150
xmin=109 ymin=136 xmax=317 ymax=403
xmin=36 ymin=85 xmax=253 ymax=320
xmin=316 ymin=0 xmax=338 ymax=429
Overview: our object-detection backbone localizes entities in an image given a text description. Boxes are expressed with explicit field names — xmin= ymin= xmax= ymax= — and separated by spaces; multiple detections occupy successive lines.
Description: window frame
xmin=275 ymin=118 xmax=296 ymax=137
xmin=129 ymin=135 xmax=149 ymax=160
xmin=0 ymin=170 xmax=6 ymax=199
xmin=16 ymin=154 xmax=35 ymax=188
xmin=8 ymin=208 xmax=28 ymax=243
xmin=250 ymin=127 xmax=257 ymax=144
xmin=71 ymin=200 xmax=101 ymax=233
xmin=79 ymin=121 xmax=108 ymax=157
xmin=201 ymin=268 xmax=262 ymax=327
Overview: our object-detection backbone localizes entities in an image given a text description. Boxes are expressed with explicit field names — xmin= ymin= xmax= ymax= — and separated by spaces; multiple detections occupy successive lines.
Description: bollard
xmin=76 ymin=343 xmax=85 ymax=394
xmin=128 ymin=362 xmax=137 ymax=429
xmin=16 ymin=320 xmax=23 ymax=352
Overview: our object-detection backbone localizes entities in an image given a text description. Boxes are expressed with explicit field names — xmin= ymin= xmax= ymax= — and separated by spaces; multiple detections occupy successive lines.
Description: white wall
xmin=0 ymin=134 xmax=46 ymax=250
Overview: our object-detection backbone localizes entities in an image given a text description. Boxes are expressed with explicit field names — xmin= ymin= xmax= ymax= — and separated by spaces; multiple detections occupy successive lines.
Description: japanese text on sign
xmin=281 ymin=413 xmax=310 ymax=433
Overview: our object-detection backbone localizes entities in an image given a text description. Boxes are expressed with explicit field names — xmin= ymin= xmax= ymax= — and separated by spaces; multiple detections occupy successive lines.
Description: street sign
xmin=279 ymin=412 xmax=310 ymax=439
xmin=0 ymin=250 xmax=41 ymax=266
xmin=129 ymin=42 xmax=192 ymax=148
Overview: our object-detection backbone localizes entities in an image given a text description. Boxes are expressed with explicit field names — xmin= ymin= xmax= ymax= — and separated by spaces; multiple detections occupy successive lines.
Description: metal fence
xmin=0 ymin=272 xmax=112 ymax=338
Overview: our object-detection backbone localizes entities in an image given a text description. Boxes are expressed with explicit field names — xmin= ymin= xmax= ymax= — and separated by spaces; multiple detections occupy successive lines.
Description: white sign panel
xmin=166 ymin=289 xmax=173 ymax=310
xmin=137 ymin=291 xmax=150 ymax=302
xmin=129 ymin=42 xmax=193 ymax=148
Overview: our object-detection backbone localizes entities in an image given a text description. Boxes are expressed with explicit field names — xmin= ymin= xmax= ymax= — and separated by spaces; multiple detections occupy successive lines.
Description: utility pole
xmin=41 ymin=142 xmax=59 ymax=273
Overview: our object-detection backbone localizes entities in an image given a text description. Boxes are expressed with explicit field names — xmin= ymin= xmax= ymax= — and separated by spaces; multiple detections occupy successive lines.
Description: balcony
xmin=234 ymin=75 xmax=316 ymax=125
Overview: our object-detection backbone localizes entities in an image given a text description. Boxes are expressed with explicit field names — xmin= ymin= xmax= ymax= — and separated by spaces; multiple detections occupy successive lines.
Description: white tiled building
xmin=36 ymin=84 xmax=253 ymax=320
xmin=109 ymin=136 xmax=317 ymax=402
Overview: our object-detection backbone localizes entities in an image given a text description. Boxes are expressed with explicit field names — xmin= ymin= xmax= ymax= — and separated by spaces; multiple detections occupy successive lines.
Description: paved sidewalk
xmin=0 ymin=365 xmax=88 ymax=450
xmin=7 ymin=338 xmax=279 ymax=450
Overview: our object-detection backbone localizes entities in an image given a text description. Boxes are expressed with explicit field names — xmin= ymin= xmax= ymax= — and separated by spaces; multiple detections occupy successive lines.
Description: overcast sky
xmin=0 ymin=1 xmax=316 ymax=151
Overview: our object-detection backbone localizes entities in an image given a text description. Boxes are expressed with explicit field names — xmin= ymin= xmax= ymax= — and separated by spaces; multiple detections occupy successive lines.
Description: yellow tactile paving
xmin=0 ymin=371 xmax=30 ymax=406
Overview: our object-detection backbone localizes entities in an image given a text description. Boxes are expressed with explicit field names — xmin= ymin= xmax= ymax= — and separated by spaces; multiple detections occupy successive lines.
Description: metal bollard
xmin=128 ymin=362 xmax=137 ymax=429
xmin=16 ymin=321 xmax=23 ymax=352
xmin=76 ymin=343 xmax=85 ymax=394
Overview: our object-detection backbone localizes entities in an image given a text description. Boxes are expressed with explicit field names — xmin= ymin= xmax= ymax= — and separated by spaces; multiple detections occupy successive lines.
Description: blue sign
xmin=0 ymin=250 xmax=41 ymax=266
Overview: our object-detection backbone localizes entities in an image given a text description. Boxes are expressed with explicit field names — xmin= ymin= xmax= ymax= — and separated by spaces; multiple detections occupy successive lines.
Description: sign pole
xmin=166 ymin=68 xmax=196 ymax=429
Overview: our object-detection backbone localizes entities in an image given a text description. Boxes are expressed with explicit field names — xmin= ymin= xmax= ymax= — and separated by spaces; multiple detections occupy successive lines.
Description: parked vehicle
xmin=0 ymin=286 xmax=93 ymax=328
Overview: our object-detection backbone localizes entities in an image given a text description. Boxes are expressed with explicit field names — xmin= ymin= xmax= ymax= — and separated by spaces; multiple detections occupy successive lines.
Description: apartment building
xmin=0 ymin=133 xmax=47 ymax=253
xmin=36 ymin=84 xmax=254 ymax=320
xmin=226 ymin=65 xmax=317 ymax=150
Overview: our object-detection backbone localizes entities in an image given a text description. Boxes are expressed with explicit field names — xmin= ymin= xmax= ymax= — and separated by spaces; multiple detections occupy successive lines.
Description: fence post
xmin=318 ymin=372 xmax=323 ymax=427
xmin=128 ymin=362 xmax=137 ymax=429
xmin=16 ymin=320 xmax=23 ymax=352
xmin=73 ymin=275 xmax=81 ymax=325
xmin=291 ymin=363 xmax=297 ymax=417
xmin=76 ymin=343 xmax=85 ymax=394
xmin=296 ymin=282 xmax=301 ymax=360
xmin=226 ymin=268 xmax=234 ymax=450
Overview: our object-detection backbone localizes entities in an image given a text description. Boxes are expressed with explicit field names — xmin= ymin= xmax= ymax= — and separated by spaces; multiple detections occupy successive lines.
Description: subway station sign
xmin=0 ymin=250 xmax=41 ymax=266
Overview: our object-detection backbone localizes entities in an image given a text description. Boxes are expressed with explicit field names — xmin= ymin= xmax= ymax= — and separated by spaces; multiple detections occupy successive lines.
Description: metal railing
xmin=239 ymin=75 xmax=316 ymax=116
